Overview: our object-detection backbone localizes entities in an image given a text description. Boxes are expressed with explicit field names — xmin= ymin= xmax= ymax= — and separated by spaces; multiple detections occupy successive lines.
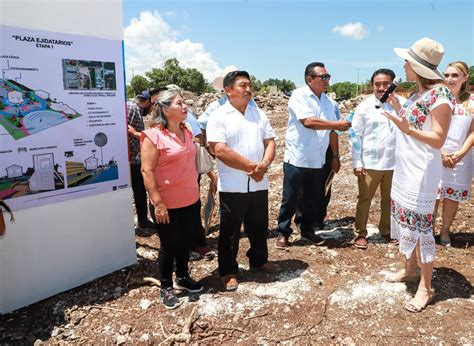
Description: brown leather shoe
xmin=275 ymin=234 xmax=289 ymax=249
xmin=221 ymin=274 xmax=238 ymax=291
xmin=252 ymin=261 xmax=282 ymax=273
xmin=354 ymin=236 xmax=368 ymax=249
xmin=381 ymin=234 xmax=399 ymax=245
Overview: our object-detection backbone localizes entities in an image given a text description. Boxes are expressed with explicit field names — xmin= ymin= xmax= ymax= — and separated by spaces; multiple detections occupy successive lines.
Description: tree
xmin=125 ymin=85 xmax=134 ymax=100
xmin=328 ymin=82 xmax=358 ymax=100
xmin=262 ymin=78 xmax=296 ymax=93
xmin=250 ymin=75 xmax=262 ymax=92
xmin=128 ymin=75 xmax=150 ymax=98
xmin=145 ymin=58 xmax=209 ymax=93
xmin=469 ymin=65 xmax=474 ymax=85
xmin=398 ymin=81 xmax=416 ymax=92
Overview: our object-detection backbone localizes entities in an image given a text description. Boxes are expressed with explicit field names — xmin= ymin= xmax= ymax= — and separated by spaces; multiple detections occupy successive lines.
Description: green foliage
xmin=262 ymin=78 xmax=296 ymax=93
xmin=250 ymin=75 xmax=263 ymax=92
xmin=358 ymin=80 xmax=372 ymax=94
xmin=328 ymin=82 xmax=358 ymax=100
xmin=398 ymin=81 xmax=416 ymax=92
xmin=145 ymin=58 xmax=208 ymax=93
xmin=124 ymin=58 xmax=304 ymax=97
xmin=259 ymin=86 xmax=270 ymax=94
xmin=125 ymin=85 xmax=135 ymax=100
xmin=128 ymin=75 xmax=150 ymax=98
xmin=469 ymin=65 xmax=474 ymax=85
xmin=203 ymin=84 xmax=217 ymax=93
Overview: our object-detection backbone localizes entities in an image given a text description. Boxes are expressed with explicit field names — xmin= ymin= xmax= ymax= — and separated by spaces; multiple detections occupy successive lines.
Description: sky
xmin=122 ymin=0 xmax=473 ymax=87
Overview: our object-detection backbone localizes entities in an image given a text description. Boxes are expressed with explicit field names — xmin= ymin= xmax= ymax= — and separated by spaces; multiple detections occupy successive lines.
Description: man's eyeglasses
xmin=311 ymin=74 xmax=331 ymax=81
xmin=444 ymin=73 xmax=460 ymax=78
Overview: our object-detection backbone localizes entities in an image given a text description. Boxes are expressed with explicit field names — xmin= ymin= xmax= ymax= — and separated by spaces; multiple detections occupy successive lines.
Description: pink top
xmin=141 ymin=125 xmax=199 ymax=209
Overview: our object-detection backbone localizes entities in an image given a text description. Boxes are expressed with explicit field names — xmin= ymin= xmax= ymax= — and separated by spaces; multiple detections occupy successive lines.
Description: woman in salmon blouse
xmin=141 ymin=89 xmax=203 ymax=309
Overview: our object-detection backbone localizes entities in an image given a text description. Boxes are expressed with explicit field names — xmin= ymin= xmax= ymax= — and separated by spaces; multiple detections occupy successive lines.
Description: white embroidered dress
xmin=438 ymin=100 xmax=473 ymax=202
xmin=391 ymin=85 xmax=455 ymax=263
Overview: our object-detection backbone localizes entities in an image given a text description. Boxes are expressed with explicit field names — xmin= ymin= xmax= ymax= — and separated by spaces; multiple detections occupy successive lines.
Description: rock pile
xmin=188 ymin=92 xmax=224 ymax=115
xmin=150 ymin=90 xmax=367 ymax=121
xmin=253 ymin=93 xmax=289 ymax=115
xmin=338 ymin=94 xmax=369 ymax=115
xmin=180 ymin=91 xmax=290 ymax=116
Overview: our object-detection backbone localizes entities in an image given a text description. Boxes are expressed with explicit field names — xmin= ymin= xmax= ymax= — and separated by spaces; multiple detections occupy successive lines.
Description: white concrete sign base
xmin=0 ymin=0 xmax=137 ymax=314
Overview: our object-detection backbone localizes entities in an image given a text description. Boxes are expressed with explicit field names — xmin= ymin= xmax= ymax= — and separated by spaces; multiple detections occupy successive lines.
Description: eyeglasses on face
xmin=311 ymin=74 xmax=331 ymax=81
xmin=444 ymin=73 xmax=460 ymax=78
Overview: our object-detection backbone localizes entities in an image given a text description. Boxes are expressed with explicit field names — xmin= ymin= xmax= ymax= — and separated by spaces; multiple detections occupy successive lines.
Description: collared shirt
xmin=351 ymin=94 xmax=405 ymax=170
xmin=198 ymin=95 xmax=258 ymax=130
xmin=207 ymin=102 xmax=275 ymax=193
xmin=284 ymin=86 xmax=337 ymax=169
xmin=329 ymin=97 xmax=341 ymax=120
xmin=127 ymin=99 xmax=146 ymax=165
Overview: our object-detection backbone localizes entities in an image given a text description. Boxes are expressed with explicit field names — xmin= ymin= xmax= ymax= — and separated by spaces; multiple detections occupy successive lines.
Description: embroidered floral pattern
xmin=466 ymin=98 xmax=474 ymax=115
xmin=391 ymin=214 xmax=436 ymax=264
xmin=454 ymin=105 xmax=465 ymax=116
xmin=438 ymin=186 xmax=470 ymax=202
xmin=400 ymin=86 xmax=456 ymax=130
xmin=454 ymin=100 xmax=474 ymax=117
xmin=390 ymin=199 xmax=433 ymax=233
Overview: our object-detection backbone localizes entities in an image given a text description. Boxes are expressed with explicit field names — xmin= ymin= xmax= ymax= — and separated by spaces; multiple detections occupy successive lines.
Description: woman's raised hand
xmin=382 ymin=110 xmax=412 ymax=135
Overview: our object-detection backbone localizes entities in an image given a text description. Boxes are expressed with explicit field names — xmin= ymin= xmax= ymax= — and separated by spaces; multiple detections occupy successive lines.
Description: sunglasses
xmin=311 ymin=74 xmax=331 ymax=81
xmin=444 ymin=73 xmax=460 ymax=78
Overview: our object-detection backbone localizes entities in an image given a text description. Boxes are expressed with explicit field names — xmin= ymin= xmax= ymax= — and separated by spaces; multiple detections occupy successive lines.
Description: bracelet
xmin=262 ymin=159 xmax=270 ymax=168
xmin=406 ymin=127 xmax=413 ymax=136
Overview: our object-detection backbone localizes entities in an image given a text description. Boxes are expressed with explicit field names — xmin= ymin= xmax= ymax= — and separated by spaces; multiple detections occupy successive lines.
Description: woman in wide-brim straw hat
xmin=382 ymin=37 xmax=455 ymax=313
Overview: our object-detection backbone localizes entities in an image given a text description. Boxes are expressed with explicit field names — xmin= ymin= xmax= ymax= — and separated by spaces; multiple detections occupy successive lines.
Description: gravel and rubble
xmin=0 ymin=92 xmax=472 ymax=344
xmin=338 ymin=94 xmax=370 ymax=114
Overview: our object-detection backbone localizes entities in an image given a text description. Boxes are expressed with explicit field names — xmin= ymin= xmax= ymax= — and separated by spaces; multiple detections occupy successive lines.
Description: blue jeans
xmin=277 ymin=162 xmax=324 ymax=236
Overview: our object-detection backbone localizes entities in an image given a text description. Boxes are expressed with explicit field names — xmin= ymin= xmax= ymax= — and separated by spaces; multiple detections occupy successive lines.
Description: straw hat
xmin=394 ymin=37 xmax=445 ymax=80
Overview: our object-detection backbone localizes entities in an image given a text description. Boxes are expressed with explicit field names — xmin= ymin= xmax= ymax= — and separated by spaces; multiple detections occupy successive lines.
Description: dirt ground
xmin=1 ymin=106 xmax=473 ymax=344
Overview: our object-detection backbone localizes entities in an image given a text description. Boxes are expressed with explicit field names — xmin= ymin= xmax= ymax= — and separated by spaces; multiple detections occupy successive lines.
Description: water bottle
xmin=346 ymin=112 xmax=361 ymax=151
xmin=335 ymin=112 xmax=361 ymax=150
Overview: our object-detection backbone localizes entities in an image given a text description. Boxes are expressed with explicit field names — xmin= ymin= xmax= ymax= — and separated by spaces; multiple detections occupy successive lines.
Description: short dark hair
xmin=371 ymin=69 xmax=395 ymax=83
xmin=305 ymin=62 xmax=325 ymax=80
xmin=223 ymin=70 xmax=250 ymax=88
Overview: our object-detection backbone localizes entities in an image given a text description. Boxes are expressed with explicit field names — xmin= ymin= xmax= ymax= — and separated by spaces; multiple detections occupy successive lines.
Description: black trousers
xmin=130 ymin=163 xmax=148 ymax=223
xmin=278 ymin=162 xmax=324 ymax=236
xmin=218 ymin=190 xmax=269 ymax=276
xmin=293 ymin=148 xmax=333 ymax=229
xmin=150 ymin=200 xmax=200 ymax=288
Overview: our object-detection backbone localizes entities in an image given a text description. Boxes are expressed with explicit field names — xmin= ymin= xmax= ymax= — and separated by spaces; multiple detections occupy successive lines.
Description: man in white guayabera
xmin=207 ymin=70 xmax=281 ymax=292
xmin=351 ymin=69 xmax=406 ymax=249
